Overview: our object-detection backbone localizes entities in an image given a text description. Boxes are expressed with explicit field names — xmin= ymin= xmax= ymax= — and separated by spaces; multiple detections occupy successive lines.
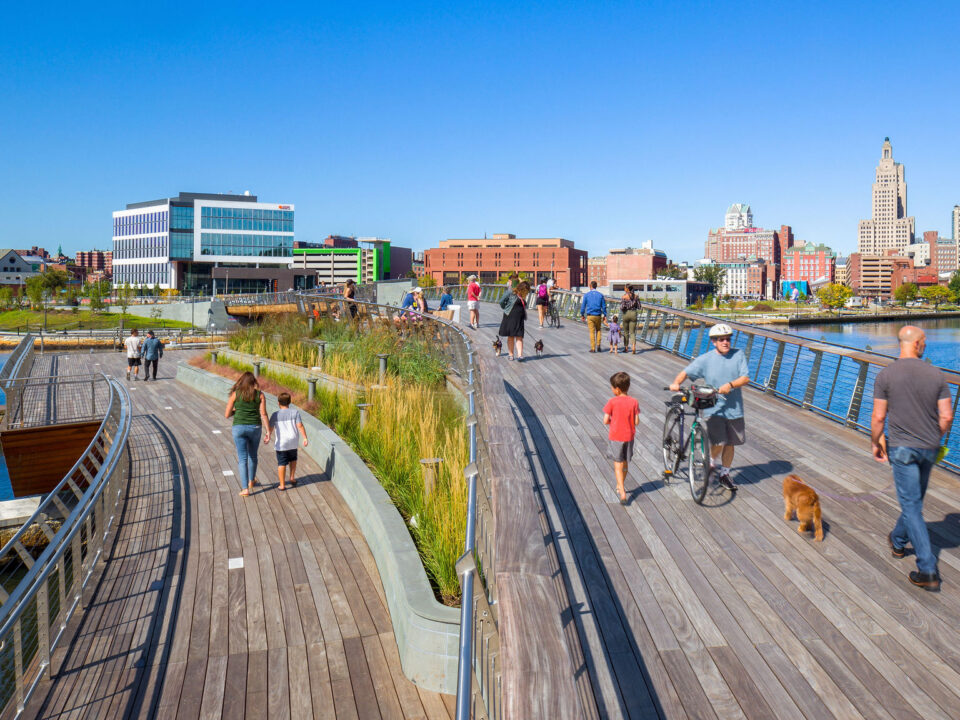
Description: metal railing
xmin=433 ymin=284 xmax=960 ymax=476
xmin=0 ymin=336 xmax=36 ymax=387
xmin=295 ymin=293 xmax=500 ymax=720
xmin=221 ymin=291 xmax=300 ymax=307
xmin=4 ymin=374 xmax=115 ymax=430
xmin=0 ymin=374 xmax=131 ymax=717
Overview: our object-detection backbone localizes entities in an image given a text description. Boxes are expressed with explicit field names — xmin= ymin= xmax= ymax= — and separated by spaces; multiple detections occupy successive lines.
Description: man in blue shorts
xmin=669 ymin=323 xmax=750 ymax=491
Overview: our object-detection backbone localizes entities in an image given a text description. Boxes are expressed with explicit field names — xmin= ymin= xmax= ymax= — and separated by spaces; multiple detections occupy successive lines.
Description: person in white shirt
xmin=124 ymin=329 xmax=143 ymax=381
xmin=267 ymin=392 xmax=309 ymax=490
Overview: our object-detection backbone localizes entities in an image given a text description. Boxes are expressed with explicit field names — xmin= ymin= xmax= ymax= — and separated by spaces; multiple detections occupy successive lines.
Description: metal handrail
xmin=0 ymin=374 xmax=131 ymax=716
xmin=295 ymin=292 xmax=500 ymax=720
xmin=0 ymin=335 xmax=36 ymax=387
xmin=424 ymin=284 xmax=960 ymax=475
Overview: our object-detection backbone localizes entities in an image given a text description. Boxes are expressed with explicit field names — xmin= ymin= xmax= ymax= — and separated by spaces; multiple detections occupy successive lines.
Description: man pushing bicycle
xmin=669 ymin=323 xmax=751 ymax=491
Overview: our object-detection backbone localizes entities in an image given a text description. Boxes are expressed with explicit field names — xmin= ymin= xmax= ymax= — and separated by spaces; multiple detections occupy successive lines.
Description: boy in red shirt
xmin=603 ymin=372 xmax=640 ymax=504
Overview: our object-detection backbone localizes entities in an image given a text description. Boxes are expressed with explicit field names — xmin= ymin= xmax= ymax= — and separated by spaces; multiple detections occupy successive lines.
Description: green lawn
xmin=0 ymin=309 xmax=194 ymax=331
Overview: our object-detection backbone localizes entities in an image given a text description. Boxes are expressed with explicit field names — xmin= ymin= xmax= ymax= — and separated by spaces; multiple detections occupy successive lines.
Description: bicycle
xmin=547 ymin=298 xmax=560 ymax=328
xmin=661 ymin=384 xmax=717 ymax=503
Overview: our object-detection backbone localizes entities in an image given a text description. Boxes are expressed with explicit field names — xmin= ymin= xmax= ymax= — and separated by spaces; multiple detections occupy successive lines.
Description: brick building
xmin=781 ymin=242 xmax=836 ymax=284
xmin=717 ymin=261 xmax=767 ymax=298
xmin=424 ymin=234 xmax=587 ymax=288
xmin=75 ymin=250 xmax=113 ymax=277
xmin=587 ymin=256 xmax=607 ymax=286
xmin=606 ymin=243 xmax=668 ymax=283
xmin=705 ymin=209 xmax=793 ymax=288
xmin=847 ymin=252 xmax=913 ymax=300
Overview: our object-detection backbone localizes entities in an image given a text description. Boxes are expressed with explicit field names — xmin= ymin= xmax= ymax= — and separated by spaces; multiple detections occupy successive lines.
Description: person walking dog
xmin=872 ymin=325 xmax=952 ymax=592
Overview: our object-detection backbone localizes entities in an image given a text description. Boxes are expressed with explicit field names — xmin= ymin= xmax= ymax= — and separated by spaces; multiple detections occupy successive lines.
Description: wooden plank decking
xmin=21 ymin=352 xmax=454 ymax=719
xmin=473 ymin=301 xmax=960 ymax=719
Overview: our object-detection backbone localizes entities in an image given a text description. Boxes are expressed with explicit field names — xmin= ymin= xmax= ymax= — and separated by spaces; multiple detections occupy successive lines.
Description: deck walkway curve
xmin=18 ymin=352 xmax=454 ymax=720
xmin=471 ymin=299 xmax=960 ymax=720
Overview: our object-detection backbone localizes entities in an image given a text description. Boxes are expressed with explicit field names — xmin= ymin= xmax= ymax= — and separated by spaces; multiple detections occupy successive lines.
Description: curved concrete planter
xmin=215 ymin=347 xmax=364 ymax=397
xmin=175 ymin=361 xmax=460 ymax=694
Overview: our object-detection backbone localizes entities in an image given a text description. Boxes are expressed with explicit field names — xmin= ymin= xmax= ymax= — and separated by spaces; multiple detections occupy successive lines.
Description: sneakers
xmin=717 ymin=468 xmax=738 ymax=492
xmin=909 ymin=571 xmax=941 ymax=592
xmin=888 ymin=532 xmax=906 ymax=559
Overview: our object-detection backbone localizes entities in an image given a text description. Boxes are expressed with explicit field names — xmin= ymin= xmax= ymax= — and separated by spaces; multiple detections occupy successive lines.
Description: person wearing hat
xmin=466 ymin=275 xmax=481 ymax=329
xmin=669 ymin=323 xmax=750 ymax=491
xmin=141 ymin=330 xmax=164 ymax=382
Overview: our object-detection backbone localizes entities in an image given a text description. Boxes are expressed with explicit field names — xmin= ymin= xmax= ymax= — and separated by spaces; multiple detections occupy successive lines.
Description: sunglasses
xmin=713 ymin=337 xmax=732 ymax=342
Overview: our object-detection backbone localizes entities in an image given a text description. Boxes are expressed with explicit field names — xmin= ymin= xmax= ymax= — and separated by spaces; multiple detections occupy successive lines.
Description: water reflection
xmin=787 ymin=318 xmax=960 ymax=372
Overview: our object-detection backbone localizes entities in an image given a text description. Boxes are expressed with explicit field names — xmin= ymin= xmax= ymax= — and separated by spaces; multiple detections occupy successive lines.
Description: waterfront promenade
xmin=471 ymin=300 xmax=960 ymax=719
xmin=19 ymin=352 xmax=454 ymax=719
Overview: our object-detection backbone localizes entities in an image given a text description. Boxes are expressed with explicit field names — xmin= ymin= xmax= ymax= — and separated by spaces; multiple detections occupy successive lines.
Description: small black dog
xmin=493 ymin=336 xmax=502 ymax=356
xmin=534 ymin=339 xmax=544 ymax=357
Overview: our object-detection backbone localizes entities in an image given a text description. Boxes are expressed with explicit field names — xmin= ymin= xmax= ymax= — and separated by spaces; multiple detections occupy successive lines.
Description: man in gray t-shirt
xmin=871 ymin=325 xmax=953 ymax=591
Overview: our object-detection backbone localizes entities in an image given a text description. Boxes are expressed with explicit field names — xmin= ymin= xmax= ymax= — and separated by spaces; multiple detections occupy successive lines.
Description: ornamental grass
xmin=209 ymin=315 xmax=467 ymax=604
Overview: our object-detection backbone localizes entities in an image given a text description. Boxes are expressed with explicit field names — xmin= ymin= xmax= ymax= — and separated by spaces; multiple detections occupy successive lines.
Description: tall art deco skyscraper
xmin=857 ymin=137 xmax=915 ymax=254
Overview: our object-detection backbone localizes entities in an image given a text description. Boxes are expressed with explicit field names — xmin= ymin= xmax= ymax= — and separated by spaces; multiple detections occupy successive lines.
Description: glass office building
xmin=112 ymin=192 xmax=294 ymax=293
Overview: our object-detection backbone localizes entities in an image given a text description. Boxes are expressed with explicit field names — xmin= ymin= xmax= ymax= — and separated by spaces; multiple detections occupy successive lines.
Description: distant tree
xmin=919 ymin=284 xmax=951 ymax=309
xmin=152 ymin=283 xmax=162 ymax=298
xmin=41 ymin=268 xmax=69 ymax=295
xmin=948 ymin=271 xmax=960 ymax=298
xmin=817 ymin=283 xmax=853 ymax=315
xmin=893 ymin=282 xmax=918 ymax=307
xmin=405 ymin=270 xmax=418 ymax=279
xmin=659 ymin=263 xmax=686 ymax=280
xmin=13 ymin=286 xmax=24 ymax=309
xmin=0 ymin=287 xmax=12 ymax=311
xmin=117 ymin=282 xmax=134 ymax=316
xmin=26 ymin=276 xmax=45 ymax=310
xmin=693 ymin=296 xmax=705 ymax=311
xmin=693 ymin=265 xmax=726 ymax=307
xmin=727 ymin=298 xmax=738 ymax=312
xmin=419 ymin=275 xmax=438 ymax=287
xmin=87 ymin=281 xmax=105 ymax=312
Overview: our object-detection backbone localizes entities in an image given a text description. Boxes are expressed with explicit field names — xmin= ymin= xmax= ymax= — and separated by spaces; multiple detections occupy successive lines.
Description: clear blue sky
xmin=2 ymin=1 xmax=958 ymax=261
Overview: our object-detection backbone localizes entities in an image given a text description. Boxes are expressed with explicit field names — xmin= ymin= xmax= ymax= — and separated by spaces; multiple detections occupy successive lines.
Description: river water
xmin=787 ymin=318 xmax=960 ymax=373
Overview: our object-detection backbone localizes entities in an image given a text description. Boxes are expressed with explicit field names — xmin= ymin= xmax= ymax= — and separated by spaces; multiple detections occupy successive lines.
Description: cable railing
xmin=0 ymin=373 xmax=131 ymax=717
xmin=296 ymin=292 xmax=500 ymax=720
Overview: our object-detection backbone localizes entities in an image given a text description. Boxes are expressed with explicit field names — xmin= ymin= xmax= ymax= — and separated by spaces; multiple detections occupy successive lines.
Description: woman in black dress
xmin=498 ymin=281 xmax=530 ymax=361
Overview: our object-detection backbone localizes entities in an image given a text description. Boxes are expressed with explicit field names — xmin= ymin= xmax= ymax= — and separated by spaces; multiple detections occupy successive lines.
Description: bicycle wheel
xmin=661 ymin=406 xmax=682 ymax=477
xmin=688 ymin=422 xmax=711 ymax=503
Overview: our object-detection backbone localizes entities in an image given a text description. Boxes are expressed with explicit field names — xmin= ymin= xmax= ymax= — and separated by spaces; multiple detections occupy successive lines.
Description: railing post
xmin=316 ymin=341 xmax=326 ymax=368
xmin=671 ymin=318 xmax=686 ymax=355
xmin=308 ymin=316 xmax=314 ymax=333
xmin=743 ymin=334 xmax=755 ymax=365
xmin=91 ymin=377 xmax=97 ymax=417
xmin=377 ymin=353 xmax=389 ymax=386
xmin=37 ymin=579 xmax=51 ymax=678
xmin=13 ymin=619 xmax=24 ymax=713
xmin=357 ymin=403 xmax=371 ymax=430
xmin=639 ymin=308 xmax=652 ymax=341
xmin=253 ymin=360 xmax=261 ymax=378
xmin=307 ymin=377 xmax=317 ymax=403
xmin=846 ymin=360 xmax=870 ymax=426
xmin=765 ymin=341 xmax=786 ymax=394
xmin=420 ymin=458 xmax=442 ymax=496
xmin=802 ymin=351 xmax=823 ymax=409
xmin=691 ymin=322 xmax=705 ymax=358
xmin=654 ymin=312 xmax=668 ymax=347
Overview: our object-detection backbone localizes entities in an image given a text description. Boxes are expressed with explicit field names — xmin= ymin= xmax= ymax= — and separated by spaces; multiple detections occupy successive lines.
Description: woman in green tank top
xmin=225 ymin=372 xmax=270 ymax=496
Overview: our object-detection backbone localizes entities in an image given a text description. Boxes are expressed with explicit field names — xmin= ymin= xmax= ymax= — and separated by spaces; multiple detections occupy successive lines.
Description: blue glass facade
xmin=170 ymin=205 xmax=194 ymax=230
xmin=200 ymin=233 xmax=292 ymax=257
xmin=200 ymin=206 xmax=293 ymax=232
xmin=170 ymin=231 xmax=193 ymax=259
xmin=114 ymin=209 xmax=168 ymax=237
xmin=114 ymin=236 xmax=168 ymax=260
xmin=113 ymin=263 xmax=167 ymax=286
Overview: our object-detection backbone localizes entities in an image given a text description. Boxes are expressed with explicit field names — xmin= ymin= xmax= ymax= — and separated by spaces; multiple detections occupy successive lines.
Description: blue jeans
xmin=232 ymin=424 xmax=262 ymax=490
xmin=889 ymin=446 xmax=938 ymax=575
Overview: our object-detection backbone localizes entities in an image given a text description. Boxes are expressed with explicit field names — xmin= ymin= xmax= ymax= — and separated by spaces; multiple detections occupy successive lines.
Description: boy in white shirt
xmin=267 ymin=392 xmax=309 ymax=490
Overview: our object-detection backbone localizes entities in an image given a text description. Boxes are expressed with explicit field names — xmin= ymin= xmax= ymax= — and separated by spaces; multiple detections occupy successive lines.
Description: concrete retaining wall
xmin=123 ymin=299 xmax=232 ymax=330
xmin=175 ymin=361 xmax=460 ymax=694
xmin=214 ymin=347 xmax=363 ymax=397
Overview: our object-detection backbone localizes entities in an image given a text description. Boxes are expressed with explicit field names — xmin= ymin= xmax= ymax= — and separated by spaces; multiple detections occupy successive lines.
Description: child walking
xmin=602 ymin=372 xmax=640 ymax=504
xmin=267 ymin=392 xmax=309 ymax=491
xmin=607 ymin=315 xmax=622 ymax=354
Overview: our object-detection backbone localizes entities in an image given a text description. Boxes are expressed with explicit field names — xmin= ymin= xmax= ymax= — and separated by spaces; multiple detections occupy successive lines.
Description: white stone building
xmin=857 ymin=138 xmax=915 ymax=255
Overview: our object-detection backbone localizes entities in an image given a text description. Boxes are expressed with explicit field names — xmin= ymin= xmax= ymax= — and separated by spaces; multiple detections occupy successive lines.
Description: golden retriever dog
xmin=783 ymin=474 xmax=823 ymax=541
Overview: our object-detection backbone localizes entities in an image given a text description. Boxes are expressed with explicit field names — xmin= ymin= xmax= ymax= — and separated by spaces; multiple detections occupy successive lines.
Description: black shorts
xmin=276 ymin=448 xmax=298 ymax=466
xmin=609 ymin=440 xmax=635 ymax=464
xmin=705 ymin=416 xmax=746 ymax=446
xmin=535 ymin=296 xmax=549 ymax=306
xmin=127 ymin=357 xmax=141 ymax=367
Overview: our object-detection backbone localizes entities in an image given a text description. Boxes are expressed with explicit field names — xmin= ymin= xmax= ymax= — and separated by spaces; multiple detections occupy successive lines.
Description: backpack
xmin=538 ymin=284 xmax=548 ymax=298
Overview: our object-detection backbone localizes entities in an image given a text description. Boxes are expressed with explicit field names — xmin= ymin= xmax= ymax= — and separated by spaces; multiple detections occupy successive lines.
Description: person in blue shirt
xmin=669 ymin=323 xmax=751 ymax=491
xmin=579 ymin=281 xmax=607 ymax=352
xmin=438 ymin=287 xmax=453 ymax=311
xmin=400 ymin=289 xmax=417 ymax=310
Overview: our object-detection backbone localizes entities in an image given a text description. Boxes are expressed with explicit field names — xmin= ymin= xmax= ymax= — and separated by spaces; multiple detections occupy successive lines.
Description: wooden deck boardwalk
xmin=21 ymin=352 xmax=454 ymax=720
xmin=473 ymin=301 xmax=960 ymax=719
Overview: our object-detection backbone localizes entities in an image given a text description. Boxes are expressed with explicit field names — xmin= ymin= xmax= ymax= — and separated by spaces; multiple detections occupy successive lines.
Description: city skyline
xmin=2 ymin=3 xmax=959 ymax=260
